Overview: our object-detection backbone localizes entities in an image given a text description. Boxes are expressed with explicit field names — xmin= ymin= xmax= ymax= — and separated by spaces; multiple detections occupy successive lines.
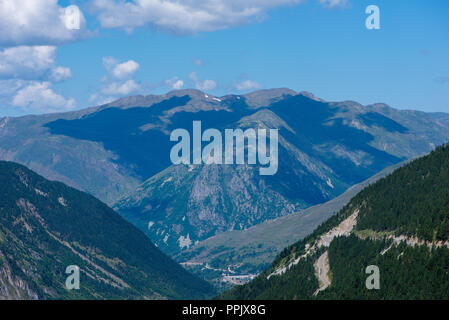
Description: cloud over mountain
xmin=12 ymin=81 xmax=76 ymax=112
xmin=103 ymin=57 xmax=140 ymax=79
xmin=89 ymin=57 xmax=144 ymax=105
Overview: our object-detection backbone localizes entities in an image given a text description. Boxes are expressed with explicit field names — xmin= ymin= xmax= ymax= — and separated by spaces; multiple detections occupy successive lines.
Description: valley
xmin=1 ymin=0 xmax=447 ymax=304
xmin=1 ymin=88 xmax=449 ymax=295
xmin=176 ymin=158 xmax=412 ymax=287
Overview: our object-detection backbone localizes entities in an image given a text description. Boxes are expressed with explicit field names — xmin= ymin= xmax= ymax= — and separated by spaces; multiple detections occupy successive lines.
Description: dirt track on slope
xmin=313 ymin=251 xmax=330 ymax=295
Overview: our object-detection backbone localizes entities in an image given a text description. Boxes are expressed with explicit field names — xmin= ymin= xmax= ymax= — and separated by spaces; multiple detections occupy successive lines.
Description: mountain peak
xmin=299 ymin=91 xmax=325 ymax=102
xmin=166 ymin=89 xmax=206 ymax=98
xmin=243 ymin=88 xmax=298 ymax=108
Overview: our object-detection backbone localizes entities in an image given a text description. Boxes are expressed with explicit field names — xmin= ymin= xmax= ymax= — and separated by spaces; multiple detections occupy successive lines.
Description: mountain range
xmin=1 ymin=88 xmax=449 ymax=289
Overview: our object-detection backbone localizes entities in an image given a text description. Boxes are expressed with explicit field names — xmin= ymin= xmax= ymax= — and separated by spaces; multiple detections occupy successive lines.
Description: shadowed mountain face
xmin=46 ymin=96 xmax=194 ymax=179
xmin=0 ymin=161 xmax=214 ymax=299
xmin=0 ymin=89 xmax=448 ymax=256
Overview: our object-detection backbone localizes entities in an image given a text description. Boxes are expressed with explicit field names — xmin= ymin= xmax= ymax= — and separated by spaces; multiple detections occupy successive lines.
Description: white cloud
xmin=100 ymin=79 xmax=142 ymax=96
xmin=234 ymin=80 xmax=262 ymax=91
xmin=12 ymin=81 xmax=76 ymax=113
xmin=102 ymin=56 xmax=118 ymax=70
xmin=0 ymin=80 xmax=27 ymax=96
xmin=318 ymin=0 xmax=348 ymax=8
xmin=91 ymin=0 xmax=306 ymax=34
xmin=166 ymin=77 xmax=184 ymax=90
xmin=197 ymin=79 xmax=217 ymax=91
xmin=0 ymin=0 xmax=87 ymax=46
xmin=112 ymin=60 xmax=140 ymax=79
xmin=0 ymin=46 xmax=72 ymax=83
xmin=173 ymin=80 xmax=184 ymax=90
xmin=0 ymin=45 xmax=73 ymax=114
xmin=0 ymin=46 xmax=57 ymax=79
xmin=102 ymin=57 xmax=140 ymax=79
xmin=0 ymin=1 xmax=85 ymax=114
xmin=91 ymin=57 xmax=143 ymax=104
xmin=189 ymin=72 xmax=217 ymax=91
xmin=50 ymin=66 xmax=73 ymax=82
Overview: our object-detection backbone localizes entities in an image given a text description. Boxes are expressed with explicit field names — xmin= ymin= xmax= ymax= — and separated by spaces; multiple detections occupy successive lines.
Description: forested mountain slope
xmin=219 ymin=144 xmax=449 ymax=299
xmin=0 ymin=161 xmax=213 ymax=299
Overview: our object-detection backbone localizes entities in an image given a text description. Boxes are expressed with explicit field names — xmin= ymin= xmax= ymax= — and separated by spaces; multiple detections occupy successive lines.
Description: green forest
xmin=0 ymin=161 xmax=213 ymax=299
xmin=220 ymin=144 xmax=449 ymax=299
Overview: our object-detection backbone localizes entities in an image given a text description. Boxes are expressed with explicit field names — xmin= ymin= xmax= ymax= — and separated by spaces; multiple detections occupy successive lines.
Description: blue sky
xmin=0 ymin=0 xmax=448 ymax=116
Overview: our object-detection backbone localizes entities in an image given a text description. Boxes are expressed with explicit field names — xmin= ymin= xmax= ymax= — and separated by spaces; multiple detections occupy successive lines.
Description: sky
xmin=0 ymin=0 xmax=448 ymax=117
